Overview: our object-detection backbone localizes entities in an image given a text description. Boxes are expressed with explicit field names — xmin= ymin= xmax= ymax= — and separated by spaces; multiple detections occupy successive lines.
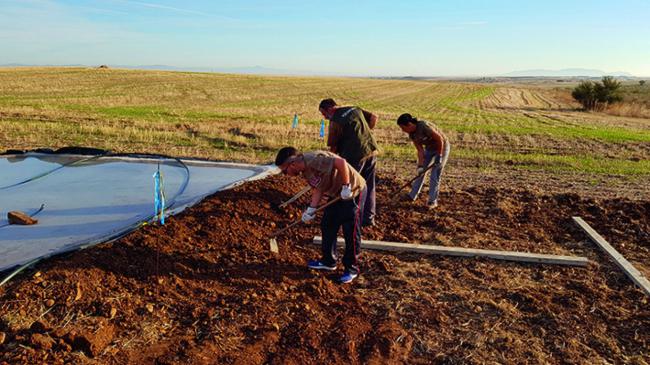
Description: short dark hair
xmin=318 ymin=98 xmax=337 ymax=110
xmin=275 ymin=146 xmax=299 ymax=166
xmin=396 ymin=113 xmax=416 ymax=126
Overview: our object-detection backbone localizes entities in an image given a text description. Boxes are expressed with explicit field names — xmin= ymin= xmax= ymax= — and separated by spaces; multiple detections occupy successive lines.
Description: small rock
xmin=31 ymin=333 xmax=54 ymax=350
xmin=74 ymin=283 xmax=82 ymax=301
xmin=69 ymin=318 xmax=115 ymax=357
xmin=0 ymin=332 xmax=6 ymax=345
xmin=45 ymin=299 xmax=55 ymax=307
xmin=7 ymin=211 xmax=37 ymax=225
xmin=109 ymin=307 xmax=117 ymax=319
xmin=33 ymin=271 xmax=42 ymax=278
xmin=146 ymin=303 xmax=154 ymax=313
xmin=51 ymin=328 xmax=67 ymax=338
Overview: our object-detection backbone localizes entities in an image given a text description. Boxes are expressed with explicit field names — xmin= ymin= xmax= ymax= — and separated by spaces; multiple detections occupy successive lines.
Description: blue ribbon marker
xmin=319 ymin=119 xmax=325 ymax=138
xmin=292 ymin=113 xmax=298 ymax=129
xmin=153 ymin=164 xmax=166 ymax=225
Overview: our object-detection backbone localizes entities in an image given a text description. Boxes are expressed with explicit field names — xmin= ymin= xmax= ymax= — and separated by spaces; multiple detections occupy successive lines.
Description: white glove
xmin=416 ymin=166 xmax=425 ymax=175
xmin=340 ymin=184 xmax=353 ymax=200
xmin=302 ymin=206 xmax=317 ymax=223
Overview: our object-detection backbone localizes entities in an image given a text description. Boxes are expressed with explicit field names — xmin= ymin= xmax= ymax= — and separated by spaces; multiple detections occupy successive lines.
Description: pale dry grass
xmin=605 ymin=102 xmax=650 ymax=119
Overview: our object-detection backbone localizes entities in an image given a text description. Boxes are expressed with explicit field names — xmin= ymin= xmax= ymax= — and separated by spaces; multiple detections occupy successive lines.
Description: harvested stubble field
xmin=0 ymin=67 xmax=649 ymax=199
xmin=0 ymin=67 xmax=649 ymax=364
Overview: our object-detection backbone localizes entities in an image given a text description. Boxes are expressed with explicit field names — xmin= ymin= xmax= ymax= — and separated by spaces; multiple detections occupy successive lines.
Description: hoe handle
xmin=397 ymin=162 xmax=438 ymax=192
xmin=279 ymin=185 xmax=312 ymax=208
xmin=271 ymin=195 xmax=345 ymax=238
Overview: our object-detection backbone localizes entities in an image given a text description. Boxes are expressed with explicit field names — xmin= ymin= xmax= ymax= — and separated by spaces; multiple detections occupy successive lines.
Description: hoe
xmin=269 ymin=195 xmax=343 ymax=253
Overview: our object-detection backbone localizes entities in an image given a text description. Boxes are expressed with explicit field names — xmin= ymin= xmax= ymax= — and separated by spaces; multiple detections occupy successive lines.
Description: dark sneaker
xmin=339 ymin=271 xmax=358 ymax=284
xmin=307 ymin=260 xmax=336 ymax=271
xmin=427 ymin=200 xmax=438 ymax=210
xmin=362 ymin=219 xmax=375 ymax=227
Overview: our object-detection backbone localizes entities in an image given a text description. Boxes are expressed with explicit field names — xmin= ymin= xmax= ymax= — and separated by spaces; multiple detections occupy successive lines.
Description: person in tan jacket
xmin=275 ymin=146 xmax=367 ymax=284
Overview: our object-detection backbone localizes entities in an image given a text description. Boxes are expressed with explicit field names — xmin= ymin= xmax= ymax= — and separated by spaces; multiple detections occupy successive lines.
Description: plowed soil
xmin=1 ymin=174 xmax=649 ymax=364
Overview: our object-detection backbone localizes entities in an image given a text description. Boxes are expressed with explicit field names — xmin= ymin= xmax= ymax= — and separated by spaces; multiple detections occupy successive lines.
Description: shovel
xmin=268 ymin=195 xmax=345 ymax=253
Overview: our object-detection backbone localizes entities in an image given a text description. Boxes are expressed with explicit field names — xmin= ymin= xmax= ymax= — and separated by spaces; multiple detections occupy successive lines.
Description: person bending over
xmin=275 ymin=146 xmax=367 ymax=284
xmin=396 ymin=113 xmax=450 ymax=209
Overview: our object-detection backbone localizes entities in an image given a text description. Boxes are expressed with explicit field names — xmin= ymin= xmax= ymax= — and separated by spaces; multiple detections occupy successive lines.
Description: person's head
xmin=275 ymin=146 xmax=303 ymax=176
xmin=396 ymin=113 xmax=418 ymax=133
xmin=318 ymin=98 xmax=337 ymax=120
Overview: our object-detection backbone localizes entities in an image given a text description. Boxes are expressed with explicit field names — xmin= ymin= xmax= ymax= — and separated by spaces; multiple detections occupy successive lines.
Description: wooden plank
xmin=312 ymin=236 xmax=589 ymax=267
xmin=572 ymin=216 xmax=650 ymax=296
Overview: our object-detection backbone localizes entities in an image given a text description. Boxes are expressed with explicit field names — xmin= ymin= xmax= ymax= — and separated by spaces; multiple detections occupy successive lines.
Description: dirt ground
xmin=0 ymin=173 xmax=649 ymax=364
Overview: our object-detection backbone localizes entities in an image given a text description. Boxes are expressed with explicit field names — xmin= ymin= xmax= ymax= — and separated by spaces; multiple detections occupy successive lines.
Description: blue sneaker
xmin=339 ymin=271 xmax=358 ymax=284
xmin=307 ymin=260 xmax=336 ymax=271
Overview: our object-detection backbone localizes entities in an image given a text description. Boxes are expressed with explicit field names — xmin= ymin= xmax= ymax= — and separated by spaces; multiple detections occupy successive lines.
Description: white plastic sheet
xmin=0 ymin=153 xmax=275 ymax=272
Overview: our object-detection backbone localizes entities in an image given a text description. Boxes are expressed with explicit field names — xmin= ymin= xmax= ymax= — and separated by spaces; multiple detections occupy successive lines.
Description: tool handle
xmin=397 ymin=162 xmax=438 ymax=191
xmin=270 ymin=218 xmax=304 ymax=238
xmin=279 ymin=185 xmax=311 ymax=208
xmin=271 ymin=194 xmax=346 ymax=237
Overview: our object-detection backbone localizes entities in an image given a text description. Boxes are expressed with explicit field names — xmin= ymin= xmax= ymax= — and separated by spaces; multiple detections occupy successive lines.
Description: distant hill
xmin=505 ymin=68 xmax=634 ymax=77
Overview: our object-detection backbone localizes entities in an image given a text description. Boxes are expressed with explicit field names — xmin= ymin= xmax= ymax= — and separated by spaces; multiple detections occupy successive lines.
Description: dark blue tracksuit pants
xmin=355 ymin=156 xmax=376 ymax=224
xmin=320 ymin=187 xmax=366 ymax=275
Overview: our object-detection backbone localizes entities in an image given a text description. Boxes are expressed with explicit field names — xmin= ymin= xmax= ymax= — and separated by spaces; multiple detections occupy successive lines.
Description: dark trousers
xmin=320 ymin=187 xmax=366 ymax=275
xmin=354 ymin=156 xmax=376 ymax=224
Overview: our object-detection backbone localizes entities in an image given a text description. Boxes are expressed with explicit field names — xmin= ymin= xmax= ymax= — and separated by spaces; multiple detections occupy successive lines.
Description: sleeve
xmin=312 ymin=154 xmax=335 ymax=178
xmin=362 ymin=109 xmax=377 ymax=129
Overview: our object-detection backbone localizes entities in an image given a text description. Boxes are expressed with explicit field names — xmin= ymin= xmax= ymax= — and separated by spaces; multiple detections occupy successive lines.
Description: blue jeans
xmin=409 ymin=142 xmax=450 ymax=203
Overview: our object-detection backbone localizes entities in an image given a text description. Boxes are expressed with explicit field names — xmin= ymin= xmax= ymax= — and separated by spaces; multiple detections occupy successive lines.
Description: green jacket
xmin=329 ymin=107 xmax=378 ymax=167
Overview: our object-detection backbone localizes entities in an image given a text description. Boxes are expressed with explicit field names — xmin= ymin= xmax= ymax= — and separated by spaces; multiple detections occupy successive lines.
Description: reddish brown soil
xmin=0 ymin=174 xmax=649 ymax=364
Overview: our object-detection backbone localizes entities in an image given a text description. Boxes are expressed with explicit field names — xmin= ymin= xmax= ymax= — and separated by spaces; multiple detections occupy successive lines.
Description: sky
xmin=1 ymin=0 xmax=649 ymax=76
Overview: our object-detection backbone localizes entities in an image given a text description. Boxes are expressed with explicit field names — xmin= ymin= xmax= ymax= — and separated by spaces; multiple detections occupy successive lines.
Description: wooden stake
xmin=573 ymin=216 xmax=650 ymax=296
xmin=312 ymin=236 xmax=589 ymax=267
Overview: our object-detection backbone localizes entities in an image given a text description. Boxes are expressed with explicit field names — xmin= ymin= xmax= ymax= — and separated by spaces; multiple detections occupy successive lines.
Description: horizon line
xmin=0 ymin=64 xmax=646 ymax=78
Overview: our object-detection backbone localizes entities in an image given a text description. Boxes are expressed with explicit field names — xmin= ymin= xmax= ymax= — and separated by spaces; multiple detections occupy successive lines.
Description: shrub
xmin=572 ymin=81 xmax=597 ymax=110
xmin=572 ymin=76 xmax=622 ymax=110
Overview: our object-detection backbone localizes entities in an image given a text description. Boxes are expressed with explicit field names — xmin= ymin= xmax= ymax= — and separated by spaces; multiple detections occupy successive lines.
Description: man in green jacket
xmin=319 ymin=98 xmax=378 ymax=226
